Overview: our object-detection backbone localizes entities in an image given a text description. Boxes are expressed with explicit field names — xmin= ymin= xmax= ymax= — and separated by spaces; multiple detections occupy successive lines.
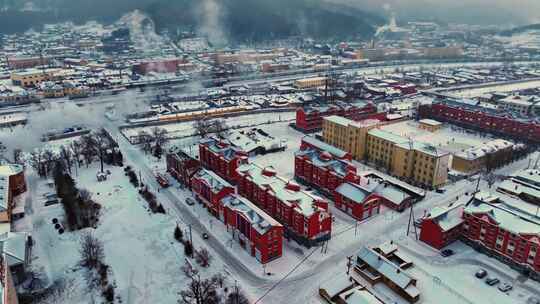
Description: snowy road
xmin=105 ymin=124 xmax=275 ymax=291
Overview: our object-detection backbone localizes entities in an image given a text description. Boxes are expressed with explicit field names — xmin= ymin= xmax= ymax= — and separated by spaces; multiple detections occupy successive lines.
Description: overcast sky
xmin=333 ymin=0 xmax=540 ymax=25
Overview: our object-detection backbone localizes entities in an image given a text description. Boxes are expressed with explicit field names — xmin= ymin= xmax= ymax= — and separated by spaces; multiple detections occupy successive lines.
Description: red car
xmin=155 ymin=173 xmax=170 ymax=188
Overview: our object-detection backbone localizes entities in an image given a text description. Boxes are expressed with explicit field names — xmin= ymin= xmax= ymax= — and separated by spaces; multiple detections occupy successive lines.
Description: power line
xmin=253 ymin=245 xmax=319 ymax=304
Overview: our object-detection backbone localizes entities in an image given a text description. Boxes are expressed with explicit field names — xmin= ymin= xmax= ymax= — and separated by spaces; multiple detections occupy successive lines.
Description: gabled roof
xmin=465 ymin=192 xmax=540 ymax=236
xmin=295 ymin=148 xmax=355 ymax=178
xmin=222 ymin=194 xmax=282 ymax=235
xmin=426 ymin=203 xmax=464 ymax=232
xmin=356 ymin=247 xmax=418 ymax=297
xmin=302 ymin=136 xmax=348 ymax=159
xmin=0 ymin=232 xmax=28 ymax=267
xmin=237 ymin=163 xmax=328 ymax=217
xmin=335 ymin=183 xmax=370 ymax=203
xmin=194 ymin=169 xmax=232 ymax=192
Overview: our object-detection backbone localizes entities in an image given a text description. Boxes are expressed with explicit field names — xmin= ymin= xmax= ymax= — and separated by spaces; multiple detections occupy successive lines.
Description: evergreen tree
xmin=184 ymin=241 xmax=193 ymax=257
xmin=174 ymin=225 xmax=183 ymax=242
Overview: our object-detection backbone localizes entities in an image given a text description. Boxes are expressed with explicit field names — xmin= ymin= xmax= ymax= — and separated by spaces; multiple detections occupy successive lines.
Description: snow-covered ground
xmin=120 ymin=111 xmax=296 ymax=141
xmin=19 ymin=164 xmax=228 ymax=303
xmin=452 ymin=79 xmax=540 ymax=98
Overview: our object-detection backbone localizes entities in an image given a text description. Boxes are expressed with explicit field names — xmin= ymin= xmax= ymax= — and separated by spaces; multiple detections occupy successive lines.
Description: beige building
xmin=367 ymin=129 xmax=449 ymax=188
xmin=418 ymin=119 xmax=443 ymax=132
xmin=11 ymin=70 xmax=51 ymax=88
xmin=452 ymin=139 xmax=514 ymax=174
xmin=323 ymin=116 xmax=449 ymax=188
xmin=294 ymin=77 xmax=328 ymax=89
xmin=323 ymin=116 xmax=381 ymax=160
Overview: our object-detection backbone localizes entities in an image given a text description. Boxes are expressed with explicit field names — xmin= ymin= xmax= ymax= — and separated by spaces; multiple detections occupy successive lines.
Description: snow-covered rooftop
xmin=465 ymin=192 xmax=540 ymax=236
xmin=302 ymin=135 xmax=349 ymax=159
xmin=0 ymin=232 xmax=28 ymax=267
xmin=356 ymin=247 xmax=420 ymax=298
xmin=426 ymin=203 xmax=464 ymax=232
xmin=221 ymin=194 xmax=282 ymax=235
xmin=237 ymin=163 xmax=327 ymax=217
xmin=454 ymin=139 xmax=514 ymax=160
xmin=194 ymin=169 xmax=233 ymax=192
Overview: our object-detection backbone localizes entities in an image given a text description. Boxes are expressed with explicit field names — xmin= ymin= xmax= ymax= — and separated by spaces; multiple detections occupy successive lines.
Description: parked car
xmin=155 ymin=173 xmax=170 ymax=188
xmin=475 ymin=269 xmax=488 ymax=279
xmin=435 ymin=188 xmax=446 ymax=194
xmin=485 ymin=277 xmax=500 ymax=286
xmin=498 ymin=282 xmax=513 ymax=292
xmin=414 ymin=218 xmax=423 ymax=228
xmin=202 ymin=233 xmax=209 ymax=240
xmin=441 ymin=249 xmax=454 ymax=257
xmin=185 ymin=198 xmax=195 ymax=206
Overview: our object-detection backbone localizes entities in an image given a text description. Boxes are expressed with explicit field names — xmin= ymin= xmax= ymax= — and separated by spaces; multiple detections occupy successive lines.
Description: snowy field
xmin=20 ymin=164 xmax=229 ymax=303
xmin=379 ymin=120 xmax=497 ymax=152
xmin=120 ymin=111 xmax=296 ymax=141
xmin=452 ymin=79 xmax=540 ymax=98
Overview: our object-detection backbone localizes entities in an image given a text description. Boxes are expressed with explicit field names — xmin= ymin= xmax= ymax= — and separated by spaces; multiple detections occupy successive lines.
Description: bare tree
xmin=211 ymin=119 xmax=228 ymax=138
xmin=195 ymin=248 xmax=212 ymax=268
xmin=179 ymin=264 xmax=220 ymax=304
xmin=35 ymin=278 xmax=79 ymax=304
xmin=79 ymin=232 xmax=104 ymax=270
xmin=42 ymin=149 xmax=56 ymax=177
xmin=151 ymin=127 xmax=169 ymax=148
xmin=225 ymin=289 xmax=249 ymax=304
xmin=193 ymin=117 xmax=213 ymax=138
xmin=94 ymin=132 xmax=109 ymax=173
xmin=70 ymin=140 xmax=83 ymax=169
xmin=81 ymin=135 xmax=97 ymax=167
xmin=138 ymin=130 xmax=152 ymax=154
xmin=78 ymin=188 xmax=93 ymax=203
xmin=12 ymin=148 xmax=23 ymax=165
xmin=60 ymin=145 xmax=73 ymax=174
xmin=29 ymin=150 xmax=44 ymax=176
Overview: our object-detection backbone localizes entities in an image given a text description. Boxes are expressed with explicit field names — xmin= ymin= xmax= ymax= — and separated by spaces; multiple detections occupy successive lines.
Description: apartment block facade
xmin=236 ymin=163 xmax=332 ymax=247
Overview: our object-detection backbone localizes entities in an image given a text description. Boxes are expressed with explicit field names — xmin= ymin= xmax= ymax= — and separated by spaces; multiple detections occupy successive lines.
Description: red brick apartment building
xmin=166 ymin=150 xmax=201 ymax=186
xmin=461 ymin=193 xmax=540 ymax=279
xmin=295 ymin=101 xmax=383 ymax=132
xmin=419 ymin=192 xmax=540 ymax=281
xmin=236 ymin=163 xmax=332 ymax=247
xmin=419 ymin=203 xmax=464 ymax=249
xmin=295 ymin=138 xmax=359 ymax=196
xmin=333 ymin=182 xmax=382 ymax=221
xmin=222 ymin=194 xmax=283 ymax=263
xmin=199 ymin=137 xmax=249 ymax=183
xmin=191 ymin=169 xmax=235 ymax=217
xmin=300 ymin=136 xmax=353 ymax=161
xmin=418 ymin=98 xmax=540 ymax=144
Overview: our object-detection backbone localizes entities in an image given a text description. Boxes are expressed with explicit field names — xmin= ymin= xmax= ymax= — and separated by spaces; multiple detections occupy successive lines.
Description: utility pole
xmin=406 ymin=202 xmax=418 ymax=240
xmin=346 ymin=255 xmax=353 ymax=275
xmin=189 ymin=224 xmax=194 ymax=255
xmin=235 ymin=280 xmax=239 ymax=304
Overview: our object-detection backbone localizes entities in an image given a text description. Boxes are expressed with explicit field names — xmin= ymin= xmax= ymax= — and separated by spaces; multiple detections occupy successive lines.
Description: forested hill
xmin=0 ymin=0 xmax=385 ymax=42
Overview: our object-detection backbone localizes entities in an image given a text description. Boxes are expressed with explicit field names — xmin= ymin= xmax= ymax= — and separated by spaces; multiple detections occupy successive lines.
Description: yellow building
xmin=418 ymin=119 xmax=443 ymax=132
xmin=452 ymin=139 xmax=514 ymax=174
xmin=293 ymin=77 xmax=328 ymax=89
xmin=11 ymin=69 xmax=51 ymax=88
xmin=322 ymin=116 xmax=449 ymax=188
xmin=323 ymin=116 xmax=381 ymax=160
xmin=366 ymin=129 xmax=449 ymax=188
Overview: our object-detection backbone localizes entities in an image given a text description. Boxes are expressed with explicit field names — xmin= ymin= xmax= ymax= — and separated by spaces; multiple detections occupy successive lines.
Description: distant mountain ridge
xmin=499 ymin=23 xmax=540 ymax=37
xmin=0 ymin=0 xmax=385 ymax=42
